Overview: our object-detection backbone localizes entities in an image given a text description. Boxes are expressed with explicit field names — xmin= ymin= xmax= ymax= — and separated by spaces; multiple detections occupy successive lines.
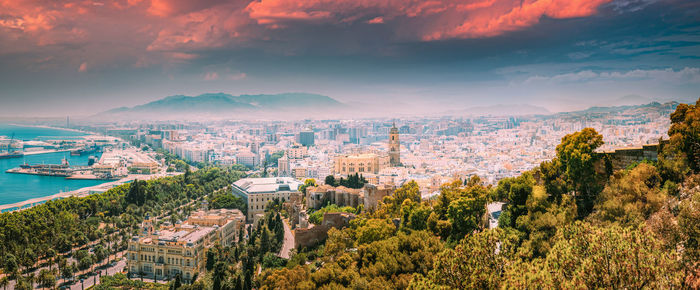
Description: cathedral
xmin=389 ymin=122 xmax=400 ymax=166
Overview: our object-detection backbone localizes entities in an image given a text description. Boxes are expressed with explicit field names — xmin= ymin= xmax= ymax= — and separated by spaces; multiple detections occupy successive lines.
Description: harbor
xmin=0 ymin=124 xmax=164 ymax=209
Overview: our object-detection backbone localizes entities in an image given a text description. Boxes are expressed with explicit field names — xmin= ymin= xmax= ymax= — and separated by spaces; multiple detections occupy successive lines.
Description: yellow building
xmin=129 ymin=162 xmax=160 ymax=174
xmin=292 ymin=167 xmax=307 ymax=180
xmin=126 ymin=219 xmax=217 ymax=283
xmin=286 ymin=144 xmax=308 ymax=159
xmin=333 ymin=153 xmax=389 ymax=176
xmin=186 ymin=208 xmax=245 ymax=247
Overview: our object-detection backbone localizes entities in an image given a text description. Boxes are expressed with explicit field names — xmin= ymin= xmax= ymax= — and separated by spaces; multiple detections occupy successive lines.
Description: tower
xmin=389 ymin=122 xmax=400 ymax=166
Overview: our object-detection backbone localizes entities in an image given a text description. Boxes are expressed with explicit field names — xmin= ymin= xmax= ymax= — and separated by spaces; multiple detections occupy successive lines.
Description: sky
xmin=0 ymin=0 xmax=699 ymax=116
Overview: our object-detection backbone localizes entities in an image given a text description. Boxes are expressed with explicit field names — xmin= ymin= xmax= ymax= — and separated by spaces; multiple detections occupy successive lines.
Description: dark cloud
xmin=0 ymin=0 xmax=698 ymax=116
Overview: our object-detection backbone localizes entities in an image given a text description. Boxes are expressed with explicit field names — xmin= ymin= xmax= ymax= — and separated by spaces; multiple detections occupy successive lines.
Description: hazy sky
xmin=0 ymin=0 xmax=699 ymax=116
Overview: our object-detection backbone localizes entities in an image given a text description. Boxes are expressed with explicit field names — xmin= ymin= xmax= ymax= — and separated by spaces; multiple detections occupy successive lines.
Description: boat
xmin=10 ymin=158 xmax=73 ymax=176
xmin=0 ymin=133 xmax=23 ymax=159
xmin=0 ymin=152 xmax=24 ymax=159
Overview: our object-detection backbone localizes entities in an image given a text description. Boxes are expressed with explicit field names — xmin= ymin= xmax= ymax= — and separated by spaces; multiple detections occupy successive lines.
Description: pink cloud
xmin=204 ymin=71 xmax=219 ymax=80
xmin=0 ymin=0 xmax=614 ymax=69
xmin=147 ymin=0 xmax=229 ymax=17
xmin=367 ymin=16 xmax=384 ymax=24
xmin=244 ymin=0 xmax=612 ymax=40
xmin=78 ymin=61 xmax=88 ymax=72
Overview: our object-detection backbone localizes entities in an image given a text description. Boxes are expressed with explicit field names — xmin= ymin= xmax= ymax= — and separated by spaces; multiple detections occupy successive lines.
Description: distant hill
xmin=448 ymin=104 xmax=552 ymax=117
xmin=101 ymin=93 xmax=344 ymax=120
xmin=553 ymin=101 xmax=679 ymax=117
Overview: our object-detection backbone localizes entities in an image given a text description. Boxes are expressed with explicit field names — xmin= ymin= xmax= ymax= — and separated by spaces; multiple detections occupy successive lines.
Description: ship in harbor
xmin=70 ymin=144 xmax=101 ymax=156
xmin=0 ymin=133 xmax=24 ymax=159
xmin=0 ymin=152 xmax=25 ymax=159
xmin=9 ymin=158 xmax=74 ymax=177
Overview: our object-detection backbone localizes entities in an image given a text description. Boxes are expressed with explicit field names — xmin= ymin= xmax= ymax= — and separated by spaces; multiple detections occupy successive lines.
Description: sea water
xmin=0 ymin=124 xmax=110 ymax=207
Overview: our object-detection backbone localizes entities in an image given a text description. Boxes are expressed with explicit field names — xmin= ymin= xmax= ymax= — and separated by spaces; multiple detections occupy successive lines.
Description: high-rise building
xmin=297 ymin=130 xmax=315 ymax=147
xmin=389 ymin=122 xmax=400 ymax=166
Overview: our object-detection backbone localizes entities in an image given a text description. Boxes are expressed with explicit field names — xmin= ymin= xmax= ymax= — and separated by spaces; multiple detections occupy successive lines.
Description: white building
xmin=231 ymin=177 xmax=302 ymax=220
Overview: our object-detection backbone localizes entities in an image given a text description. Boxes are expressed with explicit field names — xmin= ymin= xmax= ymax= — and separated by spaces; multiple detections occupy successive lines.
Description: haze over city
xmin=1 ymin=0 xmax=699 ymax=116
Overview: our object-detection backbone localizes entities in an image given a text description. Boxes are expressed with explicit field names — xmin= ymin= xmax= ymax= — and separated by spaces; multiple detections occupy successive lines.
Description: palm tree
xmin=24 ymin=273 xmax=35 ymax=289
xmin=0 ymin=276 xmax=9 ymax=290
xmin=46 ymin=249 xmax=57 ymax=272
xmin=38 ymin=268 xmax=56 ymax=290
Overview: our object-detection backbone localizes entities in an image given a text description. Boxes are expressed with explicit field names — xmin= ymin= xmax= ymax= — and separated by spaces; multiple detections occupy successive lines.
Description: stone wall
xmin=306 ymin=185 xmax=362 ymax=210
xmin=294 ymin=212 xmax=355 ymax=249
xmin=363 ymin=184 xmax=395 ymax=212
xmin=594 ymin=140 xmax=667 ymax=173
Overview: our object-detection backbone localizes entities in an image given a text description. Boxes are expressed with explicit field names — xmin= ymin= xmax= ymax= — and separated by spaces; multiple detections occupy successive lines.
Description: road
xmin=5 ymin=255 xmax=127 ymax=290
xmin=278 ymin=219 xmax=294 ymax=259
xmin=65 ymin=258 xmax=127 ymax=290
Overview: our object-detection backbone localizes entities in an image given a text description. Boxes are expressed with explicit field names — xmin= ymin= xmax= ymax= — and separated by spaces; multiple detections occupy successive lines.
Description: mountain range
xmin=99 ymin=92 xmax=687 ymax=121
xmin=102 ymin=93 xmax=344 ymax=119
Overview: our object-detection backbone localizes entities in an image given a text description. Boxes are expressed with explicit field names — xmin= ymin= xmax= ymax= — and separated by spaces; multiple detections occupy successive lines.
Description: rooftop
xmin=232 ymin=177 xmax=302 ymax=194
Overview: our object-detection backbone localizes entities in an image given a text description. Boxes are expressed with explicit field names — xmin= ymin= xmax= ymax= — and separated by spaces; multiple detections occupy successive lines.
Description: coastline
xmin=6 ymin=123 xmax=92 ymax=135
xmin=0 ymin=172 xmax=182 ymax=213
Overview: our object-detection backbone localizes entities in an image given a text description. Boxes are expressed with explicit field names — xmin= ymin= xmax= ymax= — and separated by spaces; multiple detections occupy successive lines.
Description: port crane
xmin=4 ymin=133 xmax=15 ymax=152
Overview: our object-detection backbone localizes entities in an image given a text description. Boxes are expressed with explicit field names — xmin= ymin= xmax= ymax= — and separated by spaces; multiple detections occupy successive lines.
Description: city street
xmin=278 ymin=219 xmax=294 ymax=259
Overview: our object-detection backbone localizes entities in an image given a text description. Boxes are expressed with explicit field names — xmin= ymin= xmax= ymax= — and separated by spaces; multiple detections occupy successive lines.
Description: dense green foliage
xmin=94 ymin=273 xmax=168 ymax=289
xmin=308 ymin=204 xmax=357 ymax=225
xmin=208 ymin=193 xmax=246 ymax=214
xmin=324 ymin=173 xmax=367 ymax=189
xmin=202 ymin=201 xmax=287 ymax=290
xmin=265 ymin=151 xmax=285 ymax=167
xmin=0 ymin=166 xmax=245 ymax=285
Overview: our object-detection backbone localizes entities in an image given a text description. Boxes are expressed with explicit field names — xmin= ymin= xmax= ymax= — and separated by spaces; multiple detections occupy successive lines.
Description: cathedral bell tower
xmin=389 ymin=122 xmax=400 ymax=166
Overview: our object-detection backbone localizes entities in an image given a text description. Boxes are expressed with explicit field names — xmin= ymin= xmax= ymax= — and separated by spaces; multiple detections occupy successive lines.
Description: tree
xmin=60 ymin=261 xmax=75 ymax=284
xmin=298 ymin=179 xmax=317 ymax=194
xmin=95 ymin=244 xmax=109 ymax=266
xmin=206 ymin=248 xmax=218 ymax=271
xmin=495 ymin=172 xmax=534 ymax=228
xmin=447 ymin=194 xmax=487 ymax=241
xmin=324 ymin=175 xmax=337 ymax=187
xmin=590 ymin=163 xmax=667 ymax=226
xmin=78 ymin=255 xmax=93 ymax=272
xmin=668 ymin=98 xmax=700 ymax=172
xmin=380 ymin=180 xmax=421 ymax=217
xmin=37 ymin=268 xmax=56 ymax=290
xmin=209 ymin=194 xmax=245 ymax=211
xmin=516 ymin=190 xmax=577 ymax=258
xmin=406 ymin=204 xmax=431 ymax=231
xmin=555 ymin=128 xmax=604 ymax=217
xmin=354 ymin=219 xmax=396 ymax=245
xmin=3 ymin=254 xmax=18 ymax=277
xmin=212 ymin=261 xmax=226 ymax=290
xmin=504 ymin=222 xmax=683 ymax=288
xmin=262 ymin=252 xmax=286 ymax=269
xmin=171 ymin=272 xmax=182 ymax=289
xmin=678 ymin=186 xmax=700 ymax=287
xmin=0 ymin=276 xmax=9 ymax=290
xmin=416 ymin=228 xmax=519 ymax=289
xmin=46 ymin=248 xmax=57 ymax=271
